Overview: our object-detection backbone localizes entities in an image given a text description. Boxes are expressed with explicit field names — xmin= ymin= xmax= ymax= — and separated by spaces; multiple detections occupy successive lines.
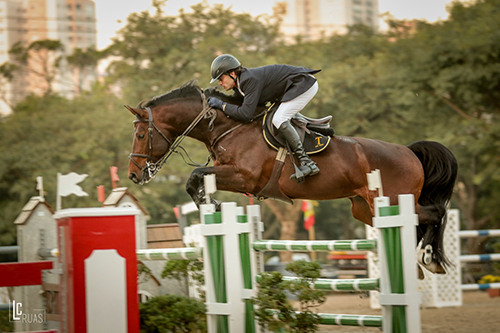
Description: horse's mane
xmin=138 ymin=80 xmax=244 ymax=108
xmin=138 ymin=80 xmax=203 ymax=108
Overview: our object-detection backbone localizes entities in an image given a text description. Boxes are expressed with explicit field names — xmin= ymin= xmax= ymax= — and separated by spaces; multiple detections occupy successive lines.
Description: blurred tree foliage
xmin=1 ymin=0 xmax=499 ymax=259
xmin=106 ymin=1 xmax=283 ymax=105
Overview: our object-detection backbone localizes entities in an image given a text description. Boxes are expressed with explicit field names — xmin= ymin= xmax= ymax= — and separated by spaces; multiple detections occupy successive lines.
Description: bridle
xmin=128 ymin=96 xmax=214 ymax=183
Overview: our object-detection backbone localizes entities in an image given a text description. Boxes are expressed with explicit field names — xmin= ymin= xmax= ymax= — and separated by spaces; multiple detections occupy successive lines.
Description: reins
xmin=129 ymin=94 xmax=214 ymax=182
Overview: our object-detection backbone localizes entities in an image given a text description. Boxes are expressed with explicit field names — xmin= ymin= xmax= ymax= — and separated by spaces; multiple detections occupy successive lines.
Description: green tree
xmin=7 ymin=39 xmax=65 ymax=94
xmin=0 ymin=85 xmax=205 ymax=243
xmin=0 ymin=87 xmax=131 ymax=244
xmin=66 ymin=47 xmax=105 ymax=93
xmin=253 ymin=261 xmax=326 ymax=333
xmin=106 ymin=2 xmax=283 ymax=104
xmin=140 ymin=294 xmax=207 ymax=333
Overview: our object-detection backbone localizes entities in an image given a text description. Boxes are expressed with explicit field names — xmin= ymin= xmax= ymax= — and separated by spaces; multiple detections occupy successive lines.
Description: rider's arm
xmin=223 ymin=76 xmax=262 ymax=122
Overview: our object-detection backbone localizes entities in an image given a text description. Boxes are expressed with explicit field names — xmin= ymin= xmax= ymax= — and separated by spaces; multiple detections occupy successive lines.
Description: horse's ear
xmin=124 ymin=105 xmax=145 ymax=118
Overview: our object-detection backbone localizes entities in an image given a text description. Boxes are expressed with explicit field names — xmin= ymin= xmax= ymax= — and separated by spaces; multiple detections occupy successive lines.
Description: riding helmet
xmin=210 ymin=54 xmax=241 ymax=83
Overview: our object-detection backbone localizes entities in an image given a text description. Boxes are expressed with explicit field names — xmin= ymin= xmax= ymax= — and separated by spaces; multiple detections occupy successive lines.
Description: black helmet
xmin=210 ymin=54 xmax=241 ymax=83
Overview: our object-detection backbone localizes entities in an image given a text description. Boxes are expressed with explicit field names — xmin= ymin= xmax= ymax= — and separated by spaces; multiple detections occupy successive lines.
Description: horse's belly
xmin=277 ymin=138 xmax=424 ymax=202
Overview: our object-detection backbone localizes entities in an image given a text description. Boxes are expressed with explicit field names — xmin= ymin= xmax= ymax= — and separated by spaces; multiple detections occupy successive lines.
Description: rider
xmin=207 ymin=54 xmax=321 ymax=181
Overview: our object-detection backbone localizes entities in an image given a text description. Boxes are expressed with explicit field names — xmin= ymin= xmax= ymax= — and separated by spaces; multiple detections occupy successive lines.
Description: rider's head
xmin=210 ymin=54 xmax=241 ymax=90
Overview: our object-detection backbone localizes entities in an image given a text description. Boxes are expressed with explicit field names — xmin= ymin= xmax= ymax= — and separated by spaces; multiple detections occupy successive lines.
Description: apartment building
xmin=279 ymin=0 xmax=379 ymax=40
xmin=0 ymin=0 xmax=96 ymax=115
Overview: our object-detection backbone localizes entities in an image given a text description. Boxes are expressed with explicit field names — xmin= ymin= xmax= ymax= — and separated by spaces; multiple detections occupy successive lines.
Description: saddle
xmin=255 ymin=104 xmax=334 ymax=204
xmin=262 ymin=105 xmax=334 ymax=154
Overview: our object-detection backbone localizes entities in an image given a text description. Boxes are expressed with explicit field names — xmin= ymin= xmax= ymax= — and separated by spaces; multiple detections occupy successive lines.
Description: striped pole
xmin=317 ymin=313 xmax=383 ymax=327
xmin=136 ymin=247 xmax=202 ymax=261
xmin=461 ymin=283 xmax=500 ymax=291
xmin=460 ymin=253 xmax=500 ymax=262
xmin=278 ymin=276 xmax=380 ymax=292
xmin=252 ymin=239 xmax=377 ymax=252
xmin=269 ymin=310 xmax=383 ymax=328
xmin=459 ymin=230 xmax=500 ymax=238
xmin=457 ymin=228 xmax=500 ymax=295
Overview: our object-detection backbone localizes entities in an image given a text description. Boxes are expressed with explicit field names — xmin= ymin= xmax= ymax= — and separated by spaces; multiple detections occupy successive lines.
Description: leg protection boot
xmin=278 ymin=121 xmax=320 ymax=182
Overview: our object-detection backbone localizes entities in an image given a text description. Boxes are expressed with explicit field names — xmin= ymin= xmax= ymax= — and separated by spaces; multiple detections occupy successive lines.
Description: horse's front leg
xmin=186 ymin=167 xmax=220 ymax=210
xmin=186 ymin=165 xmax=254 ymax=210
xmin=186 ymin=165 xmax=249 ymax=210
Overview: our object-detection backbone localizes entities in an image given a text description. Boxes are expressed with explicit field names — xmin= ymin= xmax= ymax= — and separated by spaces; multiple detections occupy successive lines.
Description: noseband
xmin=129 ymin=99 xmax=215 ymax=183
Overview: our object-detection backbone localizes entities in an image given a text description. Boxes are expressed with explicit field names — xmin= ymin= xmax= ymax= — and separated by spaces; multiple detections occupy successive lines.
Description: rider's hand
xmin=208 ymin=97 xmax=226 ymax=111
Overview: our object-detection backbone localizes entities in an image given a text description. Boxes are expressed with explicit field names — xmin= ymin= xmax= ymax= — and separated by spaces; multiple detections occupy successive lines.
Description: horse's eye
xmin=138 ymin=134 xmax=145 ymax=140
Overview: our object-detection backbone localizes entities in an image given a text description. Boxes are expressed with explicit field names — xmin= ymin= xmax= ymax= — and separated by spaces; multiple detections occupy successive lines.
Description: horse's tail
xmin=408 ymin=141 xmax=458 ymax=268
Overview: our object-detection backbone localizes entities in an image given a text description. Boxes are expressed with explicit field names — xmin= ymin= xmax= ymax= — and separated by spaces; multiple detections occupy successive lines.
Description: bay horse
xmin=126 ymin=81 xmax=457 ymax=276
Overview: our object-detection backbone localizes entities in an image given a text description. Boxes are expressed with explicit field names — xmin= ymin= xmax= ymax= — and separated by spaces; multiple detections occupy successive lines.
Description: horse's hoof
xmin=416 ymin=242 xmax=440 ymax=274
xmin=421 ymin=244 xmax=433 ymax=266
xmin=435 ymin=263 xmax=446 ymax=274
xmin=211 ymin=199 xmax=222 ymax=212
xmin=418 ymin=265 xmax=425 ymax=280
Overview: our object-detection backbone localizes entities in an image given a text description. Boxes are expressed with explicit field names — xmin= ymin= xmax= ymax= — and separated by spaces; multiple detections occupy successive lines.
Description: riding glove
xmin=208 ymin=97 xmax=226 ymax=111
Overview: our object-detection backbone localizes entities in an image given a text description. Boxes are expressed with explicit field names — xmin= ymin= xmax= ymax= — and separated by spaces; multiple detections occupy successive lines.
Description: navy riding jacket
xmin=223 ymin=64 xmax=320 ymax=123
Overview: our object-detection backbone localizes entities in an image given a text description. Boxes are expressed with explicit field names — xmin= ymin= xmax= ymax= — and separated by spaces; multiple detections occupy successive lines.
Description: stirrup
xmin=289 ymin=161 xmax=320 ymax=183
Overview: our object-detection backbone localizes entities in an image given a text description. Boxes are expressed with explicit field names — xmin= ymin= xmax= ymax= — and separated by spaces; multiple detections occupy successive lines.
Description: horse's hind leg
xmin=351 ymin=195 xmax=430 ymax=279
xmin=349 ymin=195 xmax=374 ymax=226
xmin=416 ymin=204 xmax=448 ymax=274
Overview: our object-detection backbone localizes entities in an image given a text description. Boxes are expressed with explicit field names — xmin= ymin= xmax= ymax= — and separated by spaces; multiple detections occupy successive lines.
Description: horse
xmin=126 ymin=80 xmax=458 ymax=277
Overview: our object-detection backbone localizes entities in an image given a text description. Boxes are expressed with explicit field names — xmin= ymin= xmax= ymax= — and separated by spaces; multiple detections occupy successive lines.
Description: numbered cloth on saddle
xmin=262 ymin=106 xmax=333 ymax=154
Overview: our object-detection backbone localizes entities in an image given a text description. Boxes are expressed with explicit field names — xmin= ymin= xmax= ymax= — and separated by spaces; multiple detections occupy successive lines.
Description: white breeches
xmin=272 ymin=81 xmax=319 ymax=129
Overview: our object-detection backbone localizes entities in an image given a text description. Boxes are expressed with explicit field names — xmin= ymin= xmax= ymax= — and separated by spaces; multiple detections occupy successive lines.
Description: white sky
xmin=94 ymin=0 xmax=457 ymax=50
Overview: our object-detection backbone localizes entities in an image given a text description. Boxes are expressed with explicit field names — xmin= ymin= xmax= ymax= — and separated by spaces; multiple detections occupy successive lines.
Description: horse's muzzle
xmin=129 ymin=172 xmax=144 ymax=185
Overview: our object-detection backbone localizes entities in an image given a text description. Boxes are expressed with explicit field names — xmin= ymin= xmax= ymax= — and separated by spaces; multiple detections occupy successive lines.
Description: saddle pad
xmin=262 ymin=110 xmax=331 ymax=155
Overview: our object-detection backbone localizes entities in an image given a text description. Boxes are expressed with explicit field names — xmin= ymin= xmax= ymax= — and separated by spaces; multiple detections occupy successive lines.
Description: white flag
xmin=57 ymin=172 xmax=89 ymax=197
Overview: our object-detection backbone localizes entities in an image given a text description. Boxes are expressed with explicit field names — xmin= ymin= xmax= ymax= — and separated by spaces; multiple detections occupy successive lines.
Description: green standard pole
xmin=379 ymin=205 xmax=406 ymax=333
xmin=238 ymin=213 xmax=256 ymax=333
xmin=205 ymin=211 xmax=229 ymax=333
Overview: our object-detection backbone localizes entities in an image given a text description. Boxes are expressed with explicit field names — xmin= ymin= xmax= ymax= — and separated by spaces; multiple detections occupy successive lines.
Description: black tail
xmin=408 ymin=141 xmax=458 ymax=268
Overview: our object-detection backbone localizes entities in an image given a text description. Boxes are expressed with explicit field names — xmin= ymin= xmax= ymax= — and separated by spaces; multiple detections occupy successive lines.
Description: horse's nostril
xmin=129 ymin=173 xmax=137 ymax=183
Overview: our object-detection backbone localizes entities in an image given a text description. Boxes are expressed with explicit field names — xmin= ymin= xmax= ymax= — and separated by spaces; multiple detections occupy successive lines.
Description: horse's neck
xmin=168 ymin=99 xmax=255 ymax=147
xmin=176 ymin=101 xmax=228 ymax=145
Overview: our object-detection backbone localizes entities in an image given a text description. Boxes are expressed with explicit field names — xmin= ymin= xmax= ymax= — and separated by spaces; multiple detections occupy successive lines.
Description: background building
xmin=279 ymin=0 xmax=379 ymax=40
xmin=0 ymin=0 xmax=97 ymax=115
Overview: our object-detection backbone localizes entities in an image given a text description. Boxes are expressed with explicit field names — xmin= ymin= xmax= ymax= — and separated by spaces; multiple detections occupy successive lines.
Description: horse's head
xmin=126 ymin=80 xmax=237 ymax=185
xmin=126 ymin=105 xmax=172 ymax=185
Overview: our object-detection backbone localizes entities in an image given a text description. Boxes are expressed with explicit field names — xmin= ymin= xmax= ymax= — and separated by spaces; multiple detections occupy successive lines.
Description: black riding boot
xmin=278 ymin=121 xmax=320 ymax=182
